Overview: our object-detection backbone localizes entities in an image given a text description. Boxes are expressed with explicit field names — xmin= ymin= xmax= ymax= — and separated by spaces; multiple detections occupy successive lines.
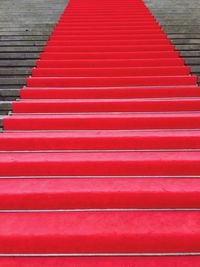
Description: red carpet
xmin=1 ymin=0 xmax=200 ymax=265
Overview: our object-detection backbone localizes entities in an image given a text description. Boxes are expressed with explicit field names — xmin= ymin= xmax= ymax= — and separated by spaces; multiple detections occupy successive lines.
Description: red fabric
xmin=2 ymin=130 xmax=200 ymax=150
xmin=14 ymin=97 xmax=200 ymax=113
xmin=0 ymin=211 xmax=199 ymax=253
xmin=0 ymin=178 xmax=199 ymax=209
xmin=48 ymin=37 xmax=170 ymax=44
xmin=1 ymin=0 xmax=200 ymax=259
xmin=20 ymin=86 xmax=200 ymax=99
xmin=0 ymin=256 xmax=199 ymax=267
xmin=4 ymin=113 xmax=200 ymax=130
xmin=36 ymin=58 xmax=185 ymax=68
xmin=51 ymin=30 xmax=164 ymax=35
xmin=40 ymin=51 xmax=180 ymax=60
xmin=2 ymin=151 xmax=200 ymax=176
xmin=43 ymin=45 xmax=174 ymax=52
xmin=31 ymin=66 xmax=190 ymax=77
xmin=26 ymin=76 xmax=197 ymax=87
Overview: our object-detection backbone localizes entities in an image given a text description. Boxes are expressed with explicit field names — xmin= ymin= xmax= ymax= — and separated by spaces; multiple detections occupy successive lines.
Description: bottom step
xmin=0 ymin=256 xmax=199 ymax=267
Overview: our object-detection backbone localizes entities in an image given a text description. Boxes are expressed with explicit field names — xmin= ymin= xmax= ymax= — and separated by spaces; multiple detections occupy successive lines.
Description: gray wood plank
xmin=0 ymin=89 xmax=20 ymax=97
xmin=0 ymin=68 xmax=32 ymax=76
xmin=0 ymin=53 xmax=40 ymax=59
xmin=0 ymin=60 xmax=36 ymax=67
xmin=0 ymin=47 xmax=43 ymax=52
xmin=0 ymin=41 xmax=46 ymax=46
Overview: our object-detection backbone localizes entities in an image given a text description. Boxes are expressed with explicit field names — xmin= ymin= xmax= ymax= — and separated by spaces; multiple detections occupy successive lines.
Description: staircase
xmin=0 ymin=0 xmax=68 ymax=118
xmin=0 ymin=0 xmax=200 ymax=265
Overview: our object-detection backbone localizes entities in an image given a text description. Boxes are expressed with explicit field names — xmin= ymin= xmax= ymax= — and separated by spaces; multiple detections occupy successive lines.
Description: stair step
xmin=0 ymin=178 xmax=199 ymax=209
xmin=0 ymin=101 xmax=12 ymax=111
xmin=20 ymin=86 xmax=200 ymax=99
xmin=58 ymin=14 xmax=154 ymax=18
xmin=43 ymin=45 xmax=175 ymax=53
xmin=0 ymin=211 xmax=198 ymax=253
xmin=4 ymin=113 xmax=200 ymax=130
xmin=47 ymin=39 xmax=170 ymax=46
xmin=12 ymin=97 xmax=200 ymax=113
xmin=26 ymin=76 xmax=197 ymax=88
xmin=36 ymin=58 xmax=185 ymax=68
xmin=1 ymin=151 xmax=200 ymax=176
xmin=58 ymin=17 xmax=156 ymax=22
xmin=53 ymin=29 xmax=164 ymax=34
xmin=54 ymin=25 xmax=162 ymax=31
xmin=55 ymin=21 xmax=159 ymax=26
xmin=40 ymin=51 xmax=180 ymax=60
xmin=55 ymin=22 xmax=161 ymax=26
xmin=31 ymin=66 xmax=190 ymax=77
xmin=2 ymin=130 xmax=200 ymax=150
xmin=0 ymin=256 xmax=199 ymax=267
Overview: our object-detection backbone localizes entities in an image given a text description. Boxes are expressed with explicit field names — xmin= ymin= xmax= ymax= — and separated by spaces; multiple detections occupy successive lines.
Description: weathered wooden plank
xmin=0 ymin=60 xmax=36 ymax=67
xmin=0 ymin=36 xmax=49 ymax=41
xmin=0 ymin=68 xmax=32 ymax=76
xmin=169 ymin=34 xmax=200 ymax=39
xmin=176 ymin=45 xmax=200 ymax=50
xmin=172 ymin=39 xmax=200 ymax=44
xmin=0 ymin=41 xmax=46 ymax=46
xmin=0 ymin=78 xmax=26 ymax=85
xmin=0 ymin=47 xmax=43 ymax=52
xmin=0 ymin=101 xmax=12 ymax=111
xmin=0 ymin=53 xmax=40 ymax=59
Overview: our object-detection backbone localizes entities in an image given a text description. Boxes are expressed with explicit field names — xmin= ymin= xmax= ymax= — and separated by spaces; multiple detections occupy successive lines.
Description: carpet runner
xmin=0 ymin=0 xmax=200 ymax=265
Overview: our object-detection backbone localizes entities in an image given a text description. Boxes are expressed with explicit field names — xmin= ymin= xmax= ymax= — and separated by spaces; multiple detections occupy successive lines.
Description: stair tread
xmin=26 ymin=76 xmax=197 ymax=88
xmin=0 ymin=178 xmax=199 ymax=209
xmin=12 ymin=97 xmax=200 ymax=113
xmin=20 ymin=86 xmax=200 ymax=99
xmin=32 ymin=66 xmax=190 ymax=77
xmin=1 ymin=151 xmax=200 ymax=176
xmin=0 ymin=256 xmax=199 ymax=266
xmin=0 ymin=211 xmax=198 ymax=253
xmin=4 ymin=112 xmax=200 ymax=130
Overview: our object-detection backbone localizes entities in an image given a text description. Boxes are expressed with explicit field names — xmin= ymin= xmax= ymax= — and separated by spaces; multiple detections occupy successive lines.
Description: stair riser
xmin=12 ymin=99 xmax=200 ymax=113
xmin=4 ymin=115 xmax=200 ymax=130
xmin=0 ymin=178 xmax=200 ymax=209
xmin=53 ymin=30 xmax=164 ymax=35
xmin=40 ymin=51 xmax=180 ymax=60
xmin=31 ymin=66 xmax=190 ymax=77
xmin=20 ymin=87 xmax=200 ymax=99
xmin=3 ymin=132 xmax=200 ymax=150
xmin=43 ymin=45 xmax=175 ymax=53
xmin=26 ymin=76 xmax=197 ymax=87
xmin=36 ymin=58 xmax=185 ymax=68
xmin=0 ymin=257 xmax=199 ymax=267
xmin=0 ymin=211 xmax=198 ymax=253
xmin=1 ymin=152 xmax=200 ymax=176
